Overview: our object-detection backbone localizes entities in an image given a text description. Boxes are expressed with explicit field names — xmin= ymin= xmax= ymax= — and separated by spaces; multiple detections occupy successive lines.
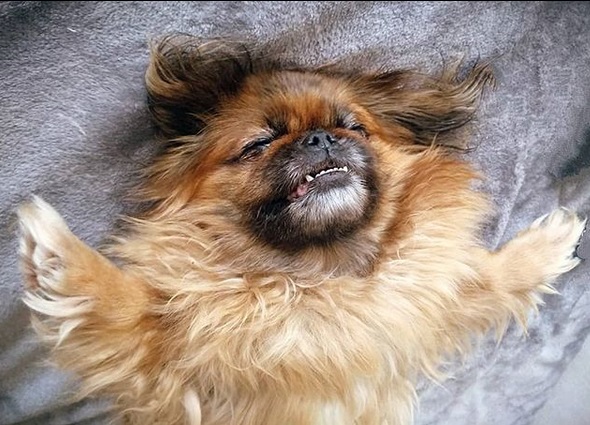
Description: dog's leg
xmin=18 ymin=195 xmax=153 ymax=338
xmin=460 ymin=208 xmax=586 ymax=333
xmin=17 ymin=197 xmax=197 ymax=424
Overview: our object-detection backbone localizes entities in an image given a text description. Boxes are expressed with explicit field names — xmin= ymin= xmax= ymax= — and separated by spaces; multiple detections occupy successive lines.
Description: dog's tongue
xmin=290 ymin=182 xmax=310 ymax=200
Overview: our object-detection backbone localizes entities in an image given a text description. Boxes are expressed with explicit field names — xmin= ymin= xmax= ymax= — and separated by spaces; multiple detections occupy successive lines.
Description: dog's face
xmin=199 ymin=71 xmax=381 ymax=249
xmin=143 ymin=37 xmax=492 ymax=267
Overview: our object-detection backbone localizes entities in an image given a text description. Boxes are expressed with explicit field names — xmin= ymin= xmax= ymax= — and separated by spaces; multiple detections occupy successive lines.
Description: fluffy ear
xmin=349 ymin=62 xmax=495 ymax=148
xmin=145 ymin=35 xmax=255 ymax=137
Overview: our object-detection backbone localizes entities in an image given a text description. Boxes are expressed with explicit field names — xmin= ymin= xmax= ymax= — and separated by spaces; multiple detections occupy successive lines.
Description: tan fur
xmin=18 ymin=36 xmax=586 ymax=425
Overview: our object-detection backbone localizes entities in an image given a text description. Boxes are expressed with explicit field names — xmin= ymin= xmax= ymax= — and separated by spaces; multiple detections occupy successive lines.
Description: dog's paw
xmin=18 ymin=197 xmax=93 ymax=344
xmin=522 ymin=208 xmax=586 ymax=281
xmin=18 ymin=196 xmax=73 ymax=292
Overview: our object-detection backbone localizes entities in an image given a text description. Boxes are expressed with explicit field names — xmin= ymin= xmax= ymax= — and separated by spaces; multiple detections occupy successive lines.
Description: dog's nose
xmin=303 ymin=130 xmax=336 ymax=150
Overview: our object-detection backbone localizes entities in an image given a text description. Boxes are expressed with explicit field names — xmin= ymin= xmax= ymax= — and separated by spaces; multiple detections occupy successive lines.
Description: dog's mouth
xmin=250 ymin=143 xmax=377 ymax=249
xmin=288 ymin=163 xmax=351 ymax=201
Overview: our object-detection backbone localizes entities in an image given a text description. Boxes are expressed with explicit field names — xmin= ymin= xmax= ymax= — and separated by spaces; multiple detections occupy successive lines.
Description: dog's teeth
xmin=311 ymin=166 xmax=348 ymax=179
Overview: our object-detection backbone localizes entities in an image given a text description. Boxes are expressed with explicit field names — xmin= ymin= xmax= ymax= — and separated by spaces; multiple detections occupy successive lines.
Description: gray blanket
xmin=1 ymin=2 xmax=589 ymax=424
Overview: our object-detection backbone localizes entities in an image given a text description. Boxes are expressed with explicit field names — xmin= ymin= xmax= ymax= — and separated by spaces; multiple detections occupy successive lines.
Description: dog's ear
xmin=145 ymin=35 xmax=255 ymax=137
xmin=349 ymin=62 xmax=495 ymax=148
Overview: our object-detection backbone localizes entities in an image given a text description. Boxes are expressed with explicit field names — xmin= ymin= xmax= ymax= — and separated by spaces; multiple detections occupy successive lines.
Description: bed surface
xmin=1 ymin=2 xmax=589 ymax=424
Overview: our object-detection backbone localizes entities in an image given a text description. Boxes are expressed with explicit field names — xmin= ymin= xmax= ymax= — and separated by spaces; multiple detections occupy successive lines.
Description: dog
xmin=17 ymin=35 xmax=586 ymax=425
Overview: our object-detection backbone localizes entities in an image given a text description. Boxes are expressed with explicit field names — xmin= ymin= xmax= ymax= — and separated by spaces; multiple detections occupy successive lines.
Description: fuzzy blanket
xmin=1 ymin=2 xmax=589 ymax=424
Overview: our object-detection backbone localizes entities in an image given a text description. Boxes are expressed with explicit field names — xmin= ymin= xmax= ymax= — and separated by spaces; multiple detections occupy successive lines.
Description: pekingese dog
xmin=18 ymin=36 xmax=586 ymax=425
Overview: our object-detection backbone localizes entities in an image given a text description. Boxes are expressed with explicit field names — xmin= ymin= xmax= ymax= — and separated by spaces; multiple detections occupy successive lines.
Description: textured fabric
xmin=1 ymin=2 xmax=589 ymax=424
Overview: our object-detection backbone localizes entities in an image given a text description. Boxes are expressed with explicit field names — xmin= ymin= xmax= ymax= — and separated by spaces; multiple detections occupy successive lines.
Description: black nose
xmin=303 ymin=130 xmax=335 ymax=150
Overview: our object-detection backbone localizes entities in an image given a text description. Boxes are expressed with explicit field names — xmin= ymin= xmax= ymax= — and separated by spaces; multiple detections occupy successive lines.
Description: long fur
xmin=18 ymin=36 xmax=586 ymax=425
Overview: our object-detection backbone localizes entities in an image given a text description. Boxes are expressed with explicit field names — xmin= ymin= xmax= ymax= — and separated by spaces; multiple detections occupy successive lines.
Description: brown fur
xmin=17 ymin=36 xmax=585 ymax=425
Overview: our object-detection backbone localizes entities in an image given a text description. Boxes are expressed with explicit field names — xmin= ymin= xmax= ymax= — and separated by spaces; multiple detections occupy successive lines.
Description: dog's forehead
xmin=238 ymin=71 xmax=354 ymax=129
xmin=264 ymin=71 xmax=340 ymax=92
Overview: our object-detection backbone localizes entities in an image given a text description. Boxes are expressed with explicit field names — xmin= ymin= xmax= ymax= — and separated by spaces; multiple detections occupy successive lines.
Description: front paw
xmin=18 ymin=196 xmax=72 ymax=291
xmin=18 ymin=196 xmax=92 ymax=328
xmin=523 ymin=208 xmax=587 ymax=281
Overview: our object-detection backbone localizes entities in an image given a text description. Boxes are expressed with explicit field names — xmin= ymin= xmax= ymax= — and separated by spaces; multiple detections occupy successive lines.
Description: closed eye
xmin=347 ymin=123 xmax=367 ymax=134
xmin=240 ymin=136 xmax=274 ymax=159
xmin=341 ymin=121 xmax=368 ymax=138
xmin=334 ymin=110 xmax=368 ymax=136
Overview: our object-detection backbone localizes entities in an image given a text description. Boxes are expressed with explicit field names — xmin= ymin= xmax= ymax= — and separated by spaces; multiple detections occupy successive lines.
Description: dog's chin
xmin=288 ymin=172 xmax=369 ymax=231
xmin=252 ymin=171 xmax=374 ymax=250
